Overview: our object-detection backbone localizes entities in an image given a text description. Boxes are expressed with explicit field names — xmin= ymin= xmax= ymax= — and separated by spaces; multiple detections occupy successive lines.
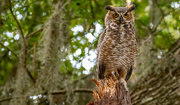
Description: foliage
xmin=0 ymin=0 xmax=180 ymax=104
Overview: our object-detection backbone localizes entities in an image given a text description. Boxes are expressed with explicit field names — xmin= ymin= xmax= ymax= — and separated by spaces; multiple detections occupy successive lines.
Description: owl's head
xmin=104 ymin=4 xmax=135 ymax=25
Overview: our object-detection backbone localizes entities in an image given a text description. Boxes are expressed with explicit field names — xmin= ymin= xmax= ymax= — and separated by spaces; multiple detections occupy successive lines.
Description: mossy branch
xmin=0 ymin=88 xmax=93 ymax=102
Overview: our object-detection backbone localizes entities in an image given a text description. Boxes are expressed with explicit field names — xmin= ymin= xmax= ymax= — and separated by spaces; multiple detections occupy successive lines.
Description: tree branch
xmin=130 ymin=42 xmax=180 ymax=104
xmin=51 ymin=88 xmax=93 ymax=95
xmin=152 ymin=0 xmax=170 ymax=33
xmin=26 ymin=27 xmax=44 ymax=40
xmin=8 ymin=0 xmax=24 ymax=41
xmin=0 ymin=42 xmax=18 ymax=58
xmin=0 ymin=88 xmax=93 ymax=102
xmin=0 ymin=97 xmax=12 ymax=103
xmin=169 ymin=38 xmax=180 ymax=54
xmin=9 ymin=0 xmax=35 ymax=83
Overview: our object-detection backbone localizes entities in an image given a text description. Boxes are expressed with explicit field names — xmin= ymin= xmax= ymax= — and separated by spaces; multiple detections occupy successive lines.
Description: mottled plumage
xmin=97 ymin=4 xmax=137 ymax=88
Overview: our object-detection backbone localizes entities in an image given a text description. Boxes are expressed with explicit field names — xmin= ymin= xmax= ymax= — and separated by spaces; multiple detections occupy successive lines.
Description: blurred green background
xmin=0 ymin=0 xmax=180 ymax=105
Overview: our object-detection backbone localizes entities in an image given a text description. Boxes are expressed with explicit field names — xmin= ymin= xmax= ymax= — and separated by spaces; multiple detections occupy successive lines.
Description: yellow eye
xmin=113 ymin=13 xmax=119 ymax=18
xmin=124 ymin=13 xmax=128 ymax=18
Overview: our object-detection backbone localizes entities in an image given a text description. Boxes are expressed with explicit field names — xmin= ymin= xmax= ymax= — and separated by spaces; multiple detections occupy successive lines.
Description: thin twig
xmin=0 ymin=42 xmax=18 ymax=58
xmin=9 ymin=0 xmax=25 ymax=41
xmin=73 ymin=88 xmax=93 ymax=93
xmin=26 ymin=27 xmax=44 ymax=40
xmin=152 ymin=0 xmax=170 ymax=33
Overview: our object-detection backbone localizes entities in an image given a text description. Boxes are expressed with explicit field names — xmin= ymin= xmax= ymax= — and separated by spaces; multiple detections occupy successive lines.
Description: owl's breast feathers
xmin=97 ymin=22 xmax=137 ymax=81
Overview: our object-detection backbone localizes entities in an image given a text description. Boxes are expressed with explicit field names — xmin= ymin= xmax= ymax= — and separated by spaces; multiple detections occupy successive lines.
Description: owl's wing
xmin=97 ymin=29 xmax=106 ymax=53
xmin=97 ymin=29 xmax=106 ymax=80
xmin=125 ymin=40 xmax=137 ymax=81
xmin=125 ymin=66 xmax=133 ymax=81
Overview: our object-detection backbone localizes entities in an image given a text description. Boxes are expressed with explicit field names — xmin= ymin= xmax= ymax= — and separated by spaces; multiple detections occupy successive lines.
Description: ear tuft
xmin=104 ymin=5 xmax=114 ymax=11
xmin=127 ymin=4 xmax=135 ymax=11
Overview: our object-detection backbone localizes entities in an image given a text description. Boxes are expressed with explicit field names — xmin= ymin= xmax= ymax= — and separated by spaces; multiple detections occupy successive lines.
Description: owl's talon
xmin=114 ymin=70 xmax=120 ymax=80
xmin=120 ymin=78 xmax=128 ymax=91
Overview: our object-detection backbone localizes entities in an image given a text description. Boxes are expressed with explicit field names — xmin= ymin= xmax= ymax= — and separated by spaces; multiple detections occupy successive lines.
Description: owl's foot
xmin=120 ymin=78 xmax=128 ymax=91
xmin=105 ymin=73 xmax=114 ymax=79
xmin=114 ymin=70 xmax=120 ymax=79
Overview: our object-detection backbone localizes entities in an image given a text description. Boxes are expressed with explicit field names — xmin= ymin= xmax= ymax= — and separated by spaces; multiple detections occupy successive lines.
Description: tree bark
xmin=87 ymin=78 xmax=132 ymax=105
xmin=130 ymin=38 xmax=180 ymax=105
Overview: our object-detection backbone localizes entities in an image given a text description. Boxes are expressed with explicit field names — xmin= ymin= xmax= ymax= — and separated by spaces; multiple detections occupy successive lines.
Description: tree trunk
xmin=87 ymin=78 xmax=132 ymax=105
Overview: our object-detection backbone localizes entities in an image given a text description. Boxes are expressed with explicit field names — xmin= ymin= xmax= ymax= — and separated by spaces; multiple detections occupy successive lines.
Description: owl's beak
xmin=119 ymin=16 xmax=123 ymax=23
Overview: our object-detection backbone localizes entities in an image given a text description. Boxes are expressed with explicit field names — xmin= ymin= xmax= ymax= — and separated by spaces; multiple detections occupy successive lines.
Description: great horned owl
xmin=97 ymin=4 xmax=137 ymax=88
